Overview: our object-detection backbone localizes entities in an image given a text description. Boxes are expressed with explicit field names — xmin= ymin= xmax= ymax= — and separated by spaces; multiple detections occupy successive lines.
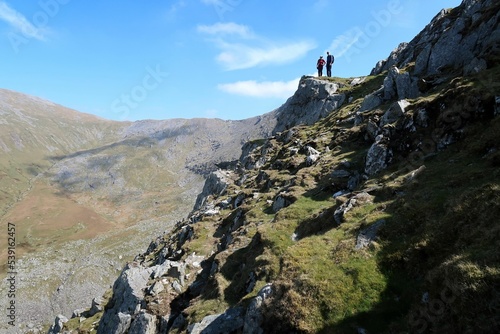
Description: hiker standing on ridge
xmin=326 ymin=51 xmax=334 ymax=77
xmin=317 ymin=55 xmax=326 ymax=77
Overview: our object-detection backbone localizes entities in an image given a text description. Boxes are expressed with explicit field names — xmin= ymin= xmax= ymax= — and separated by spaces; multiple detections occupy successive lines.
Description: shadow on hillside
xmin=168 ymin=232 xmax=267 ymax=315
xmin=289 ymin=165 xmax=418 ymax=332
xmin=312 ymin=147 xmax=500 ymax=332
xmin=292 ymin=139 xmax=372 ymax=241
xmin=49 ymin=126 xmax=194 ymax=162
xmin=45 ymin=126 xmax=195 ymax=194
xmin=218 ymin=232 xmax=267 ymax=305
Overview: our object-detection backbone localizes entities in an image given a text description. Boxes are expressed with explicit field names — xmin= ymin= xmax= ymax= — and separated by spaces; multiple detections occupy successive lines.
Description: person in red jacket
xmin=317 ymin=56 xmax=326 ymax=77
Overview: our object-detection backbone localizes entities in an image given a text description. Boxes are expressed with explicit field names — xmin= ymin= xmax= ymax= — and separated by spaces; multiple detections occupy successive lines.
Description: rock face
xmin=188 ymin=308 xmax=245 ymax=334
xmin=128 ymin=311 xmax=157 ymax=334
xmin=243 ymin=284 xmax=273 ymax=334
xmin=47 ymin=315 xmax=68 ymax=334
xmin=365 ymin=135 xmax=391 ymax=175
xmin=192 ymin=169 xmax=230 ymax=211
xmin=355 ymin=220 xmax=386 ymax=250
xmin=358 ymin=0 xmax=500 ymax=176
xmin=371 ymin=0 xmax=500 ymax=77
xmin=97 ymin=264 xmax=155 ymax=334
xmin=383 ymin=67 xmax=419 ymax=100
xmin=273 ymin=76 xmax=346 ymax=133
xmin=380 ymin=100 xmax=411 ymax=127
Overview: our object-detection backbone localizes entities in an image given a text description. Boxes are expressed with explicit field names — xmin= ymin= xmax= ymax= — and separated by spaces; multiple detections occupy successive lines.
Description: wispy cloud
xmin=197 ymin=22 xmax=255 ymax=39
xmin=218 ymin=78 xmax=299 ymax=98
xmin=166 ymin=0 xmax=187 ymax=21
xmin=326 ymin=28 xmax=363 ymax=58
xmin=216 ymin=40 xmax=316 ymax=71
xmin=313 ymin=0 xmax=329 ymax=11
xmin=198 ymin=22 xmax=316 ymax=70
xmin=0 ymin=1 xmax=46 ymax=40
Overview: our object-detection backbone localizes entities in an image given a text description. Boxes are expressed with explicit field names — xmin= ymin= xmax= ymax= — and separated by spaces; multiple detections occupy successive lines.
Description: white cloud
xmin=218 ymin=78 xmax=299 ymax=98
xmin=197 ymin=22 xmax=254 ymax=39
xmin=198 ymin=22 xmax=316 ymax=70
xmin=216 ymin=39 xmax=316 ymax=70
xmin=0 ymin=1 xmax=45 ymax=40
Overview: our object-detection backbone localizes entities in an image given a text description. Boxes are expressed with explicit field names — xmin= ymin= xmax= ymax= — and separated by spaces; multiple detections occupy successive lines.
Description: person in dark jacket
xmin=317 ymin=56 xmax=326 ymax=77
xmin=326 ymin=51 xmax=334 ymax=77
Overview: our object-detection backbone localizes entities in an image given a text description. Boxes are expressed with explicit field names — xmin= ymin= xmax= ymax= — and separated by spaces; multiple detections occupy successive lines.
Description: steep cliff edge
xmin=55 ymin=0 xmax=500 ymax=332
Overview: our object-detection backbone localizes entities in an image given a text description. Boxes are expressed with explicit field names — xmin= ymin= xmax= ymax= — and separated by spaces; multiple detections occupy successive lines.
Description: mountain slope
xmin=0 ymin=88 xmax=125 ymax=216
xmin=64 ymin=0 xmax=500 ymax=333
xmin=0 ymin=90 xmax=278 ymax=332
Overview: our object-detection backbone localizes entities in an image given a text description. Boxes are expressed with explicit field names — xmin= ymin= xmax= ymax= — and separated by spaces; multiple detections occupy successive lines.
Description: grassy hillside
xmin=0 ymin=89 xmax=126 ymax=272
xmin=0 ymin=89 xmax=126 ymax=215
xmin=88 ymin=65 xmax=500 ymax=333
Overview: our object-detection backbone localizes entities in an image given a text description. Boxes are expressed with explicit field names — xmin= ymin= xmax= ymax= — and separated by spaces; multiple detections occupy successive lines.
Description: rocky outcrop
xmin=305 ymin=146 xmax=321 ymax=166
xmin=334 ymin=192 xmax=374 ymax=225
xmin=192 ymin=169 xmax=231 ymax=211
xmin=383 ymin=67 xmax=420 ymax=100
xmin=365 ymin=135 xmax=392 ymax=175
xmin=380 ymin=100 xmax=411 ymax=127
xmin=97 ymin=264 xmax=155 ymax=334
xmin=243 ymin=284 xmax=273 ymax=334
xmin=371 ymin=0 xmax=500 ymax=77
xmin=47 ymin=315 xmax=68 ymax=334
xmin=273 ymin=76 xmax=346 ymax=133
xmin=128 ymin=311 xmax=158 ymax=334
xmin=358 ymin=77 xmax=417 ymax=119
xmin=355 ymin=219 xmax=386 ymax=250
xmin=359 ymin=92 xmax=383 ymax=113
xmin=188 ymin=308 xmax=245 ymax=334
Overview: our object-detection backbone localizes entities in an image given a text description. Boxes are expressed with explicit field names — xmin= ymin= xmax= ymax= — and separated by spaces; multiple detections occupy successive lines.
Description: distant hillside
xmin=0 ymin=90 xmax=277 ymax=332
xmin=0 ymin=89 xmax=125 ymax=216
xmin=60 ymin=0 xmax=500 ymax=333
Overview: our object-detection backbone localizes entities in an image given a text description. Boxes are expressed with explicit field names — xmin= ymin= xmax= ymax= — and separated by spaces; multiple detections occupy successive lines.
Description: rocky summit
xmin=3 ymin=0 xmax=500 ymax=333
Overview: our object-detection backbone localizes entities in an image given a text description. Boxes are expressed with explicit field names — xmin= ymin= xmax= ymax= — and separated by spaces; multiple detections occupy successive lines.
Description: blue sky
xmin=0 ymin=0 xmax=461 ymax=121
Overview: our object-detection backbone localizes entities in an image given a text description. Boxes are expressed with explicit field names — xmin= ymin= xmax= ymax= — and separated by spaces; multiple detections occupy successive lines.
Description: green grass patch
xmin=183 ymin=297 xmax=230 ymax=325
